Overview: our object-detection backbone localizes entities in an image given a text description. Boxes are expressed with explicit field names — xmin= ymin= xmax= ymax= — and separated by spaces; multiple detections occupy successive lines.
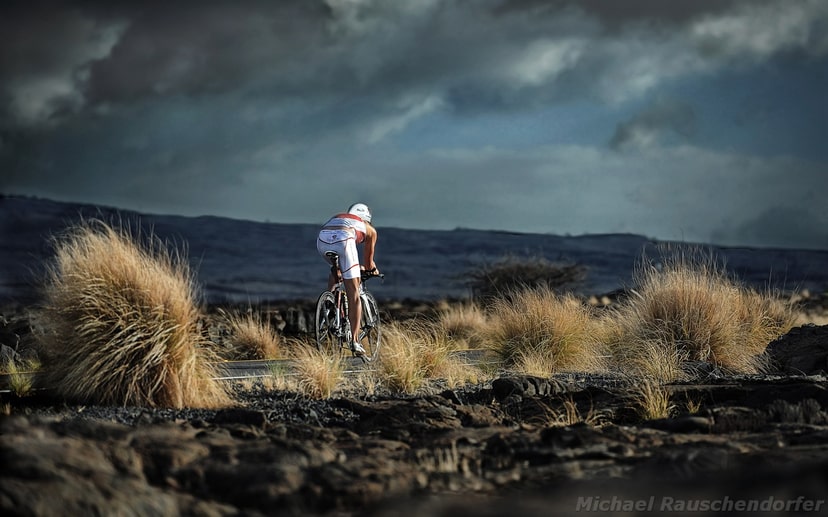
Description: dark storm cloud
xmin=0 ymin=2 xmax=319 ymax=130
xmin=3 ymin=0 xmax=827 ymax=130
xmin=83 ymin=1 xmax=330 ymax=104
xmin=2 ymin=0 xmax=828 ymax=249
xmin=494 ymin=0 xmax=744 ymax=26
xmin=0 ymin=2 xmax=122 ymax=128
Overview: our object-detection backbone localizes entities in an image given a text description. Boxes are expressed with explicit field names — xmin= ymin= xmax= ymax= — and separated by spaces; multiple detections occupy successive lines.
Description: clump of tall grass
xmin=347 ymin=368 xmax=380 ymax=397
xmin=379 ymin=320 xmax=481 ymax=395
xmin=0 ymin=356 xmax=41 ymax=375
xmin=290 ymin=344 xmax=344 ymax=399
xmin=790 ymin=290 xmax=828 ymax=326
xmin=621 ymin=337 xmax=691 ymax=383
xmin=535 ymin=396 xmax=608 ymax=428
xmin=264 ymin=359 xmax=297 ymax=392
xmin=433 ymin=301 xmax=489 ymax=349
xmin=479 ymin=287 xmax=608 ymax=376
xmin=375 ymin=321 xmax=426 ymax=394
xmin=36 ymin=219 xmax=231 ymax=408
xmin=221 ymin=309 xmax=282 ymax=360
xmin=627 ymin=378 xmax=676 ymax=420
xmin=607 ymin=250 xmax=795 ymax=376
xmin=4 ymin=359 xmax=34 ymax=397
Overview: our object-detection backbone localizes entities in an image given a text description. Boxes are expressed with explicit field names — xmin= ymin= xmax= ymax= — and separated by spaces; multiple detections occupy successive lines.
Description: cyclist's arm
xmin=362 ymin=223 xmax=378 ymax=273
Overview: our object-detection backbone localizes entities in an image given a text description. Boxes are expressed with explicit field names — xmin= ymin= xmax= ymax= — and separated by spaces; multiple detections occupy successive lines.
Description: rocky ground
xmin=3 ymin=372 xmax=828 ymax=515
xmin=2 ymin=300 xmax=828 ymax=516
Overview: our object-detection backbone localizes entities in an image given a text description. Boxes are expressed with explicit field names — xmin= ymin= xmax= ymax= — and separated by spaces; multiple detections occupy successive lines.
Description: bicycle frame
xmin=330 ymin=281 xmax=351 ymax=343
xmin=315 ymin=252 xmax=383 ymax=362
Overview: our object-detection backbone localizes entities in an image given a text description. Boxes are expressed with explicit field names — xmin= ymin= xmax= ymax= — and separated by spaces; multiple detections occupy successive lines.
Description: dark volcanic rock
xmin=766 ymin=324 xmax=828 ymax=375
xmin=3 ymin=376 xmax=828 ymax=516
xmin=0 ymin=309 xmax=36 ymax=359
xmin=491 ymin=375 xmax=563 ymax=400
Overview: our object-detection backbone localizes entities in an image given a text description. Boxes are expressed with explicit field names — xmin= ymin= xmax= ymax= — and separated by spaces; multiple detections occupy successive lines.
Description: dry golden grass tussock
xmin=628 ymin=378 xmax=676 ymax=420
xmin=379 ymin=320 xmax=481 ymax=394
xmin=480 ymin=287 xmax=608 ymax=375
xmin=4 ymin=360 xmax=34 ymax=397
xmin=605 ymin=327 xmax=691 ymax=383
xmin=684 ymin=396 xmax=703 ymax=415
xmin=343 ymin=369 xmax=380 ymax=397
xmin=290 ymin=344 xmax=344 ymax=399
xmin=221 ymin=309 xmax=282 ymax=360
xmin=264 ymin=356 xmax=300 ymax=392
xmin=378 ymin=321 xmax=430 ymax=394
xmin=728 ymin=289 xmax=796 ymax=368
xmin=36 ymin=219 xmax=231 ymax=408
xmin=424 ymin=326 xmax=484 ymax=388
xmin=608 ymin=251 xmax=795 ymax=375
xmin=534 ymin=396 xmax=608 ymax=428
xmin=0 ymin=356 xmax=40 ymax=375
xmin=434 ymin=301 xmax=489 ymax=348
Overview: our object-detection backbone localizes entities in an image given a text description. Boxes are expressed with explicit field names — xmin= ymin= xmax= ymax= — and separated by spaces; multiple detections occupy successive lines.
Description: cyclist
xmin=316 ymin=203 xmax=379 ymax=357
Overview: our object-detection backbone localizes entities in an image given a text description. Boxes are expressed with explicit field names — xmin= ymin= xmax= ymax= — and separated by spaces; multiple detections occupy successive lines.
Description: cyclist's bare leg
xmin=343 ymin=277 xmax=362 ymax=347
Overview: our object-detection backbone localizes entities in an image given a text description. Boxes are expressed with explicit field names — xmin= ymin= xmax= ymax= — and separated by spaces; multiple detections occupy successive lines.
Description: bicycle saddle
xmin=325 ymin=251 xmax=339 ymax=262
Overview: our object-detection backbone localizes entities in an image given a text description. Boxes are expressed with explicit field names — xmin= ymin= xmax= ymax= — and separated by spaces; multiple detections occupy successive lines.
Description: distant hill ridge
xmin=2 ymin=195 xmax=827 ymax=304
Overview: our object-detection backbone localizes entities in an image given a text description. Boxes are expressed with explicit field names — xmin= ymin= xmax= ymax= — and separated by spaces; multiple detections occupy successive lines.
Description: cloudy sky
xmin=2 ymin=0 xmax=827 ymax=249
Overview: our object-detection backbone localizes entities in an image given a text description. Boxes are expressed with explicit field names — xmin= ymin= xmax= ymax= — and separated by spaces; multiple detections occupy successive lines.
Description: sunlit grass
xmin=628 ymin=378 xmax=676 ymax=421
xmin=266 ymin=358 xmax=298 ymax=391
xmin=533 ymin=396 xmax=608 ymax=428
xmin=4 ymin=360 xmax=34 ymax=397
xmin=36 ymin=219 xmax=231 ymax=408
xmin=290 ymin=344 xmax=345 ymax=399
xmin=606 ymin=249 xmax=795 ymax=376
xmin=221 ymin=308 xmax=282 ymax=360
xmin=479 ymin=287 xmax=608 ymax=375
xmin=433 ymin=301 xmax=489 ymax=349
xmin=378 ymin=320 xmax=482 ymax=395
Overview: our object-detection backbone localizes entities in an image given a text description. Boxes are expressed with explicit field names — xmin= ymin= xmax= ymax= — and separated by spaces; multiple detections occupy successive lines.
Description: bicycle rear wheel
xmin=315 ymin=291 xmax=344 ymax=356
xmin=357 ymin=291 xmax=381 ymax=361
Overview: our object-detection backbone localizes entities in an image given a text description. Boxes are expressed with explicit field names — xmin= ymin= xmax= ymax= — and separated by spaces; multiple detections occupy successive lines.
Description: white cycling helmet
xmin=348 ymin=203 xmax=372 ymax=223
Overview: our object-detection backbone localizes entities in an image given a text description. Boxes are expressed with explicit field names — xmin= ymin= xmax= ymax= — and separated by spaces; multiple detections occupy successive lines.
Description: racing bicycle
xmin=315 ymin=251 xmax=383 ymax=362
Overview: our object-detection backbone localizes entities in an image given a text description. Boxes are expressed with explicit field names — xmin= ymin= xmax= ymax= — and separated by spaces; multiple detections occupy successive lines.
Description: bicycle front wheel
xmin=358 ymin=291 xmax=381 ymax=361
xmin=315 ymin=291 xmax=344 ymax=356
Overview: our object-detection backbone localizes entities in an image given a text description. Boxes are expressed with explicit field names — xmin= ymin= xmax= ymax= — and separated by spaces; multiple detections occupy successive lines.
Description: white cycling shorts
xmin=317 ymin=230 xmax=361 ymax=280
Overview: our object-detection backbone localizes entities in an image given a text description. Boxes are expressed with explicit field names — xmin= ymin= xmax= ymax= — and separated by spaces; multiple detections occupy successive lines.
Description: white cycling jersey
xmin=319 ymin=213 xmax=366 ymax=243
